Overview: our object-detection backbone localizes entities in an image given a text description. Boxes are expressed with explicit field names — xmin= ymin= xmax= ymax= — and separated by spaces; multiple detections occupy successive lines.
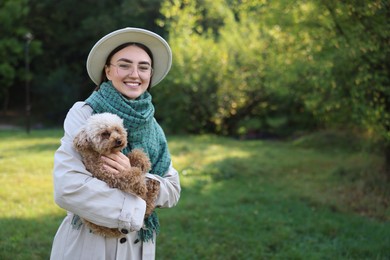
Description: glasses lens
xmin=113 ymin=63 xmax=151 ymax=75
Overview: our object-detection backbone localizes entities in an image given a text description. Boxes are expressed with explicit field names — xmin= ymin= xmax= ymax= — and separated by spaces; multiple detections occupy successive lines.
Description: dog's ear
xmin=73 ymin=128 xmax=91 ymax=152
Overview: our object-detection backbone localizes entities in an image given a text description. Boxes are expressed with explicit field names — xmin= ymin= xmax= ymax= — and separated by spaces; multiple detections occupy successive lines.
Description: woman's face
xmin=105 ymin=45 xmax=152 ymax=99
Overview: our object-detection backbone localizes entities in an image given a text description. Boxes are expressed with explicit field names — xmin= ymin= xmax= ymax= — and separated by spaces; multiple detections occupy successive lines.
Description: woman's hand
xmin=101 ymin=152 xmax=130 ymax=175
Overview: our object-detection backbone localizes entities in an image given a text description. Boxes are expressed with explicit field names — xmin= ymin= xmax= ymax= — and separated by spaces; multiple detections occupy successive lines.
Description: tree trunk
xmin=384 ymin=143 xmax=390 ymax=181
xmin=2 ymin=89 xmax=9 ymax=114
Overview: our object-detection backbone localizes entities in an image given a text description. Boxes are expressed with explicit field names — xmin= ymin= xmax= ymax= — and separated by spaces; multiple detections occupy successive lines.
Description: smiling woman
xmin=104 ymin=45 xmax=153 ymax=100
xmin=49 ymin=28 xmax=180 ymax=260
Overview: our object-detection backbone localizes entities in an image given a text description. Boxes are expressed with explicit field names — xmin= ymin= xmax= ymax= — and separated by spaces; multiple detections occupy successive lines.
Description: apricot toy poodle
xmin=73 ymin=112 xmax=160 ymax=238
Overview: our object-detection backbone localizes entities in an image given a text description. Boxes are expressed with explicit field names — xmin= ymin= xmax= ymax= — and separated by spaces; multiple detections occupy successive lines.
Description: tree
xmin=314 ymin=0 xmax=390 ymax=177
xmin=155 ymin=0 xmax=317 ymax=136
xmin=0 ymin=0 xmax=40 ymax=112
xmin=154 ymin=0 xmax=223 ymax=133
xmin=156 ymin=0 xmax=390 ymax=181
xmin=23 ymin=0 xmax=163 ymax=123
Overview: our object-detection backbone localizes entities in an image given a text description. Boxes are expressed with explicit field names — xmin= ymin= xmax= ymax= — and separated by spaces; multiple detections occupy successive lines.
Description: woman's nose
xmin=128 ymin=67 xmax=139 ymax=76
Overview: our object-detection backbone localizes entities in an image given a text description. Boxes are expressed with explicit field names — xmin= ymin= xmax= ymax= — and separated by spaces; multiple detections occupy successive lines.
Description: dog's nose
xmin=116 ymin=139 xmax=122 ymax=146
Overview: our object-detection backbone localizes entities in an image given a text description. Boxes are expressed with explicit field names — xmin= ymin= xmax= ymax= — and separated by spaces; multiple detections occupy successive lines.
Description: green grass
xmin=0 ymin=130 xmax=389 ymax=259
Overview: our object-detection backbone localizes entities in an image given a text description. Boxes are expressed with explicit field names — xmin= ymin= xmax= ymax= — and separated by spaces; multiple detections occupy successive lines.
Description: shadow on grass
xmin=1 ymin=133 xmax=388 ymax=259
xmin=0 ymin=129 xmax=63 ymax=138
xmin=159 ymin=185 xmax=390 ymax=259
xmin=13 ymin=143 xmax=61 ymax=154
xmin=0 ymin=214 xmax=65 ymax=260
xmin=158 ymin=152 xmax=390 ymax=259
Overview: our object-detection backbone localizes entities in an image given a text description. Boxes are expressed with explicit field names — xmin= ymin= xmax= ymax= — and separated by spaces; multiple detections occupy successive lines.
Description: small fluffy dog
xmin=73 ymin=112 xmax=160 ymax=238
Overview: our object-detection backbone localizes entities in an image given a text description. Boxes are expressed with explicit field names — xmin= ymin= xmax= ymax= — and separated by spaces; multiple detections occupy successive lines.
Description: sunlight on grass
xmin=0 ymin=130 xmax=64 ymax=220
xmin=0 ymin=130 xmax=389 ymax=259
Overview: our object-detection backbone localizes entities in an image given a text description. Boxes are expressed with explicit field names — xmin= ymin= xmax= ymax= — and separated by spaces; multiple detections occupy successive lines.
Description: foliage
xmin=25 ymin=0 xmax=164 ymax=120
xmin=0 ymin=0 xmax=163 ymax=120
xmin=0 ymin=0 xmax=41 ymax=110
xmin=0 ymin=0 xmax=388 ymax=136
xmin=305 ymin=1 xmax=390 ymax=132
xmin=154 ymin=0 xmax=389 ymax=138
xmin=0 ymin=130 xmax=389 ymax=259
xmin=153 ymin=0 xmax=390 ymax=176
xmin=1 ymin=0 xmax=390 ymax=172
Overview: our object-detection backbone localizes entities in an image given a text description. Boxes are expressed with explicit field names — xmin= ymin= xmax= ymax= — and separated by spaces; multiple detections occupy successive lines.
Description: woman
xmin=50 ymin=28 xmax=181 ymax=260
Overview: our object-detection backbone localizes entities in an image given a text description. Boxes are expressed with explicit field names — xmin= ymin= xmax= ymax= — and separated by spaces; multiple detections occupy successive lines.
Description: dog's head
xmin=74 ymin=113 xmax=128 ymax=155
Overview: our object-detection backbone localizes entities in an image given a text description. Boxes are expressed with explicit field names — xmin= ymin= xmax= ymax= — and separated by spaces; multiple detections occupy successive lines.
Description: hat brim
xmin=86 ymin=27 xmax=172 ymax=87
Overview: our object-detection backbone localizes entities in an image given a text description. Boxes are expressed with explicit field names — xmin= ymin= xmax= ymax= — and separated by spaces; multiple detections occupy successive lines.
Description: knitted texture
xmin=85 ymin=81 xmax=171 ymax=241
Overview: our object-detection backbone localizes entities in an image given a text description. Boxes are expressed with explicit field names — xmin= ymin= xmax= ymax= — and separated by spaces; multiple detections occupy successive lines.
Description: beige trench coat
xmin=50 ymin=102 xmax=181 ymax=260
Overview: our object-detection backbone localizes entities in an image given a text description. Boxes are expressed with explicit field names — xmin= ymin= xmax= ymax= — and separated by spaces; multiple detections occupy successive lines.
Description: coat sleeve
xmin=146 ymin=164 xmax=181 ymax=208
xmin=53 ymin=102 xmax=146 ymax=232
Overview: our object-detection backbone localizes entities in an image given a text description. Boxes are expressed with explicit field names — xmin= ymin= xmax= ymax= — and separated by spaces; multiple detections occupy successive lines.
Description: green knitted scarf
xmin=85 ymin=81 xmax=171 ymax=242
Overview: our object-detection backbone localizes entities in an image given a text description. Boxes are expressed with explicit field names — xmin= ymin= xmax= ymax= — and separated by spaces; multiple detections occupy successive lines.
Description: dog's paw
xmin=128 ymin=149 xmax=151 ymax=173
xmin=146 ymin=179 xmax=160 ymax=195
xmin=114 ymin=168 xmax=148 ymax=196
xmin=83 ymin=219 xmax=122 ymax=238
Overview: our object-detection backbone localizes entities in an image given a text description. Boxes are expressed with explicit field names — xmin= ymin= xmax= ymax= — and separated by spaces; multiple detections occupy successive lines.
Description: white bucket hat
xmin=86 ymin=27 xmax=172 ymax=87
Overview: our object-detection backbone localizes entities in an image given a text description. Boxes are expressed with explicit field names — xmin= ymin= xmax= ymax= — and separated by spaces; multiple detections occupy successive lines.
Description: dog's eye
xmin=101 ymin=131 xmax=110 ymax=139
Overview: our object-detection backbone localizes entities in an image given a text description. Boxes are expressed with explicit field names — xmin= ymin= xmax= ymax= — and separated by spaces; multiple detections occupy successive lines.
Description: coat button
xmin=121 ymin=228 xmax=129 ymax=234
xmin=120 ymin=237 xmax=127 ymax=244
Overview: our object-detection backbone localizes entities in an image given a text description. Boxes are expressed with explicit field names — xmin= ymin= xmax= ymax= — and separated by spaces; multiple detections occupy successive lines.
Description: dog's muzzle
xmin=114 ymin=139 xmax=123 ymax=148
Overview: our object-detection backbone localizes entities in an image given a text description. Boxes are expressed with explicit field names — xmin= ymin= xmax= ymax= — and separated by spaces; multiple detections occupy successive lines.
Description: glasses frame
xmin=109 ymin=62 xmax=153 ymax=76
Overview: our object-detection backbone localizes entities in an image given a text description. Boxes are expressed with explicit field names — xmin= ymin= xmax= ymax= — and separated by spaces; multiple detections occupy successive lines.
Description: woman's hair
xmin=97 ymin=42 xmax=154 ymax=91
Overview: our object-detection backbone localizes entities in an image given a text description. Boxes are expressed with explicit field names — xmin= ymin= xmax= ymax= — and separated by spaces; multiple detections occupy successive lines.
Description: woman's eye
xmin=118 ymin=64 xmax=131 ymax=70
xmin=139 ymin=66 xmax=150 ymax=72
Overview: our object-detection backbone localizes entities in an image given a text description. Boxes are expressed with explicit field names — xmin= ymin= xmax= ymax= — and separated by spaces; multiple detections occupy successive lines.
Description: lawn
xmin=0 ymin=129 xmax=389 ymax=259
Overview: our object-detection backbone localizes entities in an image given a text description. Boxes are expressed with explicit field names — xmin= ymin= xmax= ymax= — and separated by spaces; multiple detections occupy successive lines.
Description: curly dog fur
xmin=73 ymin=112 xmax=160 ymax=238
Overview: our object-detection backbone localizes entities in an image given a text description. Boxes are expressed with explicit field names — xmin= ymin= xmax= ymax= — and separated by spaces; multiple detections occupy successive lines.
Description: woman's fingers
xmin=101 ymin=152 xmax=131 ymax=173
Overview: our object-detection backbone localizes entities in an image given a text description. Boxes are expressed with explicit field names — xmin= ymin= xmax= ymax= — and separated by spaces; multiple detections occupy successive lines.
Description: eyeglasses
xmin=109 ymin=62 xmax=153 ymax=76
